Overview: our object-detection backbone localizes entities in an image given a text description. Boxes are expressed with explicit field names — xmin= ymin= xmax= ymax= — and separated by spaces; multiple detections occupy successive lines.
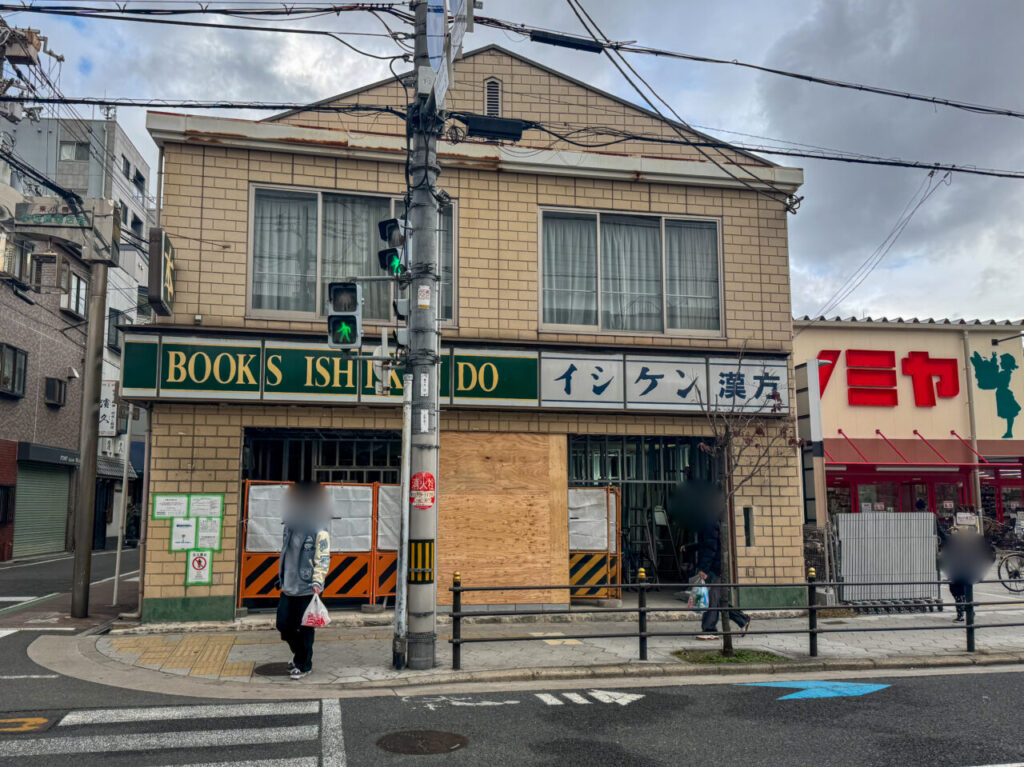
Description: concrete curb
xmin=26 ymin=634 xmax=1024 ymax=702
xmin=108 ymin=609 xmax=805 ymax=635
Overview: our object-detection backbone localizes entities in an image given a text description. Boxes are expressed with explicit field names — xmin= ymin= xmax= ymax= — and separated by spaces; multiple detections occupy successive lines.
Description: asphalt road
xmin=0 ymin=549 xmax=140 ymax=605
xmin=2 ymin=627 xmax=1024 ymax=767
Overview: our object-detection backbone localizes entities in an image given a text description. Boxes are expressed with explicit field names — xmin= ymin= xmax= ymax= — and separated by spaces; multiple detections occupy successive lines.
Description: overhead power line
xmin=473 ymin=14 xmax=1024 ymax=122
xmin=0 ymin=95 xmax=406 ymax=118
xmin=0 ymin=146 xmax=81 ymax=203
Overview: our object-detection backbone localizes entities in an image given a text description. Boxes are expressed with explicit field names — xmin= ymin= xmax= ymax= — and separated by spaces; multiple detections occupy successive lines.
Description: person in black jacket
xmin=696 ymin=518 xmax=750 ymax=640
xmin=938 ymin=524 xmax=995 ymax=622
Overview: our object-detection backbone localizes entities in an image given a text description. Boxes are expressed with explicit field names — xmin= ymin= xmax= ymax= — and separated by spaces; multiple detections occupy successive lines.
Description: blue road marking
xmin=743 ymin=681 xmax=891 ymax=700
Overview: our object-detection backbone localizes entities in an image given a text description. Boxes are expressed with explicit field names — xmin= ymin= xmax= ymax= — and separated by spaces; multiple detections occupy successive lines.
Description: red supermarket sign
xmin=818 ymin=349 xmax=960 ymax=408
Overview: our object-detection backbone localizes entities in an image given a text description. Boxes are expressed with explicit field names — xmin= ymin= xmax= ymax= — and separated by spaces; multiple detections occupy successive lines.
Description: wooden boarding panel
xmin=438 ymin=432 xmax=568 ymax=605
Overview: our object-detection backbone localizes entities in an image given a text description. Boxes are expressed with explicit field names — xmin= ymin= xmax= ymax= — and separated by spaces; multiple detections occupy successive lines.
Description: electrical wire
xmin=0 ymin=95 xmax=407 ymax=117
xmin=473 ymin=14 xmax=1024 ymax=122
xmin=564 ymin=0 xmax=799 ymax=213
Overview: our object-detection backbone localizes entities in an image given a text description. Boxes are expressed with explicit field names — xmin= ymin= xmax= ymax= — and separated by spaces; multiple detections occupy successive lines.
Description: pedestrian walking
xmin=694 ymin=517 xmax=751 ymax=640
xmin=938 ymin=524 xmax=995 ymax=622
xmin=276 ymin=481 xmax=331 ymax=679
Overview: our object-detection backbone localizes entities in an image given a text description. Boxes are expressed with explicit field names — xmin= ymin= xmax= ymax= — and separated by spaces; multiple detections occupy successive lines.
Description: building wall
xmin=157 ymin=144 xmax=792 ymax=353
xmin=142 ymin=404 xmax=804 ymax=620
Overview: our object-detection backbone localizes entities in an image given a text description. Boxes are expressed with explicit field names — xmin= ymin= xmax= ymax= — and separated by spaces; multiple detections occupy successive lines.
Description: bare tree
xmin=695 ymin=352 xmax=799 ymax=655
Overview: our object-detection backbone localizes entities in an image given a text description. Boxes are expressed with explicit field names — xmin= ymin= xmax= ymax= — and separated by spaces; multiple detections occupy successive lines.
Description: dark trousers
xmin=949 ymin=582 xmax=968 ymax=617
xmin=701 ymin=576 xmax=750 ymax=634
xmin=276 ymin=593 xmax=316 ymax=672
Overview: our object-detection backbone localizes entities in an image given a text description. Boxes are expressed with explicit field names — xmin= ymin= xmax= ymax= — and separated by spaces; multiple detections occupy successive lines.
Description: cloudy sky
xmin=18 ymin=0 xmax=1024 ymax=321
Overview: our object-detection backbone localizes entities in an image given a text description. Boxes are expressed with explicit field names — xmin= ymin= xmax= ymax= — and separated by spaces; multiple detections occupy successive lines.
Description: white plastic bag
xmin=300 ymin=593 xmax=331 ymax=628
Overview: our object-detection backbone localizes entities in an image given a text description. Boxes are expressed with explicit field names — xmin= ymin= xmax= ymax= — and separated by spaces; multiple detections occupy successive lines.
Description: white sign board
xmin=99 ymin=380 xmax=118 ymax=437
xmin=170 ymin=517 xmax=196 ymax=551
xmin=186 ymin=549 xmax=213 ymax=585
xmin=153 ymin=494 xmax=189 ymax=519
xmin=196 ymin=517 xmax=222 ymax=551
xmin=450 ymin=0 xmax=470 ymax=58
xmin=708 ymin=357 xmax=790 ymax=413
xmin=625 ymin=357 xmax=707 ymax=411
xmin=189 ymin=495 xmax=223 ymax=518
xmin=541 ymin=352 xmax=625 ymax=409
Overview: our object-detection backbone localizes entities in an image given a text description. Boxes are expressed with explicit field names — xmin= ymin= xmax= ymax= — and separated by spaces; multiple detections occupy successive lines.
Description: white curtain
xmin=252 ymin=189 xmax=317 ymax=312
xmin=666 ymin=220 xmax=720 ymax=331
xmin=601 ymin=214 xmax=662 ymax=331
xmin=322 ymin=193 xmax=392 ymax=320
xmin=542 ymin=212 xmax=597 ymax=326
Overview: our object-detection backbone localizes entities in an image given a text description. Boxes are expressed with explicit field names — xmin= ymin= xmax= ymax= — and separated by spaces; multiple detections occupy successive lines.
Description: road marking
xmin=90 ymin=569 xmax=140 ymax=586
xmin=0 ymin=629 xmax=17 ymax=640
xmin=0 ymin=596 xmax=38 ymax=602
xmin=320 ymin=699 xmax=346 ymax=767
xmin=744 ymin=681 xmax=891 ymax=700
xmin=0 ymin=675 xmax=59 ymax=680
xmin=169 ymin=761 xmax=318 ymax=767
xmin=535 ymin=693 xmax=563 ymax=706
xmin=1 ymin=724 xmax=319 ymax=757
xmin=561 ymin=693 xmax=591 ymax=705
xmin=587 ymin=690 xmax=644 ymax=706
xmin=0 ymin=717 xmax=49 ymax=733
xmin=528 ymin=631 xmax=582 ymax=646
xmin=0 ymin=593 xmax=58 ymax=615
xmin=59 ymin=701 xmax=319 ymax=726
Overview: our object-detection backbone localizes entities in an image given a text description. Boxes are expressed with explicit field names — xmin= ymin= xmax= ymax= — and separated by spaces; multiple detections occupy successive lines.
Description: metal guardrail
xmin=447 ymin=569 xmax=1024 ymax=671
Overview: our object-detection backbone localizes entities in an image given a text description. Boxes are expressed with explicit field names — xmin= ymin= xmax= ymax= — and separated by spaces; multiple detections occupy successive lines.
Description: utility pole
xmin=71 ymin=257 xmax=108 ymax=618
xmin=405 ymin=0 xmax=442 ymax=670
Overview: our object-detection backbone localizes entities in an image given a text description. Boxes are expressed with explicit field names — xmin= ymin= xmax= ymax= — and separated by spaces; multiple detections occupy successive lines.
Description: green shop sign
xmin=452 ymin=348 xmax=538 ymax=406
xmin=160 ymin=338 xmax=263 ymax=400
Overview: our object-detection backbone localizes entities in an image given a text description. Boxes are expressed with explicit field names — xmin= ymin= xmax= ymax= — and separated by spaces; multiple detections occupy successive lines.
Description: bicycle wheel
xmin=999 ymin=553 xmax=1024 ymax=593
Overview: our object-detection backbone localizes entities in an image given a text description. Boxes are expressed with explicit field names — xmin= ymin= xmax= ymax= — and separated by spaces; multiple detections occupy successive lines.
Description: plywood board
xmin=438 ymin=432 xmax=568 ymax=605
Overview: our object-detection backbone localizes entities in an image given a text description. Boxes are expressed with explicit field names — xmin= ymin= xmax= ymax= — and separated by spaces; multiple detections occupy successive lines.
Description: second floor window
xmin=541 ymin=210 xmax=721 ymax=333
xmin=107 ymin=308 xmax=124 ymax=352
xmin=60 ymin=270 xmax=88 ymax=316
xmin=0 ymin=343 xmax=27 ymax=397
xmin=251 ymin=187 xmax=454 ymax=321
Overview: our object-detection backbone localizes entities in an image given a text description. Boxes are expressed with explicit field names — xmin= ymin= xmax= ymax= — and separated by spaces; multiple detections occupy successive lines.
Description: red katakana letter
xmin=817 ymin=350 xmax=840 ymax=394
xmin=900 ymin=351 xmax=960 ymax=407
xmin=846 ymin=349 xmax=898 ymax=407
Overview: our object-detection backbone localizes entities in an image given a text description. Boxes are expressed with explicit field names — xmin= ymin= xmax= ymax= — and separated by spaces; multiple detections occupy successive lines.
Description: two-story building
xmin=121 ymin=46 xmax=806 ymax=623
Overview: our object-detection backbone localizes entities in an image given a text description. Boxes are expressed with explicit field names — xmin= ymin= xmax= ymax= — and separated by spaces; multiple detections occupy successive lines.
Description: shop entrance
xmin=568 ymin=435 xmax=718 ymax=584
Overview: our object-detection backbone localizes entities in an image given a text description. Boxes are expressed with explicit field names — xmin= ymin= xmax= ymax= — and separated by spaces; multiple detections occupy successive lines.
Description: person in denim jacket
xmin=277 ymin=481 xmax=331 ymax=679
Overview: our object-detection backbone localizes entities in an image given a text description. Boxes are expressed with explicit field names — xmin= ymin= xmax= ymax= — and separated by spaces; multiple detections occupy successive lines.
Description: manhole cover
xmin=376 ymin=730 xmax=468 ymax=755
xmin=254 ymin=662 xmax=292 ymax=677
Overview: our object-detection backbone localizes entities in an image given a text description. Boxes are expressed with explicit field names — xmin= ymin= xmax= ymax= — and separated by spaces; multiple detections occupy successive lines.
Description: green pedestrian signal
xmin=378 ymin=246 xmax=406 ymax=276
xmin=326 ymin=282 xmax=362 ymax=350
xmin=377 ymin=217 xmax=407 ymax=277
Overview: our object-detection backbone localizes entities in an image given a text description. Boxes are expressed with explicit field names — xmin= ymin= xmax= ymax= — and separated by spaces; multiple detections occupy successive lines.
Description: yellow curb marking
xmin=0 ymin=717 xmax=49 ymax=733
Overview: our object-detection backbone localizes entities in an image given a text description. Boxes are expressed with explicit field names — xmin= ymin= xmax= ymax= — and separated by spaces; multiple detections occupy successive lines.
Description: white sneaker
xmin=289 ymin=667 xmax=310 ymax=680
xmin=696 ymin=634 xmax=718 ymax=641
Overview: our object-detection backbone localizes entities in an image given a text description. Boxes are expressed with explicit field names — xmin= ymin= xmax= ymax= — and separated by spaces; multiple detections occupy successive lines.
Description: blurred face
xmin=285 ymin=483 xmax=327 ymax=525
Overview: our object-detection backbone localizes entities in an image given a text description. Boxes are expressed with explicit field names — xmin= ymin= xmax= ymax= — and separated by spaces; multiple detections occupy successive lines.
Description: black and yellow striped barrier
xmin=569 ymin=551 xmax=619 ymax=598
xmin=408 ymin=539 xmax=435 ymax=584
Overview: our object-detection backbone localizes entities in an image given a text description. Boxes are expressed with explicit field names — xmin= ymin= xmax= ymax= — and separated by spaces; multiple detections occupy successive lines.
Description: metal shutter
xmin=12 ymin=464 xmax=70 ymax=558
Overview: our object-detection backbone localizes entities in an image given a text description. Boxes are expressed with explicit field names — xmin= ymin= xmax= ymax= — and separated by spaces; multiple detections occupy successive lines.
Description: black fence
xmin=448 ymin=571 xmax=1024 ymax=671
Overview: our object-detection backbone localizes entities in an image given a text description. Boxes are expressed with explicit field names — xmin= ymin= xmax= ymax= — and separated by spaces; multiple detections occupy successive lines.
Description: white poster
xmin=326 ymin=484 xmax=372 ymax=552
xmin=170 ymin=518 xmax=196 ymax=551
xmin=186 ymin=549 xmax=213 ymax=585
xmin=153 ymin=495 xmax=189 ymax=519
xmin=189 ymin=495 xmax=223 ymax=518
xmin=196 ymin=517 xmax=222 ymax=551
xmin=625 ymin=357 xmax=707 ymax=411
xmin=541 ymin=352 xmax=624 ymax=409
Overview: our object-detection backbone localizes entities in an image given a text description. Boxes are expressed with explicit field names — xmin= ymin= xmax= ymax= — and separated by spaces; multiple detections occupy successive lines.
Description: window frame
xmin=60 ymin=269 xmax=88 ymax=318
xmin=484 ymin=77 xmax=502 ymax=117
xmin=0 ymin=343 xmax=28 ymax=398
xmin=537 ymin=205 xmax=725 ymax=339
xmin=107 ymin=307 xmax=124 ymax=353
xmin=43 ymin=376 xmax=66 ymax=407
xmin=59 ymin=141 xmax=89 ymax=162
xmin=245 ymin=183 xmax=458 ymax=327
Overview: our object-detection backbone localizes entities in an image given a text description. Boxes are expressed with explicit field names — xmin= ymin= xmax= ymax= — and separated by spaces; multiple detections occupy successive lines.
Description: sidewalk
xmin=88 ymin=605 xmax=1024 ymax=688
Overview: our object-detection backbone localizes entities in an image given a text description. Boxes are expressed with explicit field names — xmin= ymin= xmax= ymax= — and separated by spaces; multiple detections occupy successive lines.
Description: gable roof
xmin=265 ymin=43 xmax=777 ymax=168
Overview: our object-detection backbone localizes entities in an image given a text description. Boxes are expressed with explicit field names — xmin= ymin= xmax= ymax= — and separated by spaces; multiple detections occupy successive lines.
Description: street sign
xmin=426 ymin=0 xmax=446 ymax=72
xmin=148 ymin=227 xmax=176 ymax=316
xmin=743 ymin=681 xmax=891 ymax=700
xmin=99 ymin=380 xmax=118 ymax=437
xmin=410 ymin=471 xmax=435 ymax=510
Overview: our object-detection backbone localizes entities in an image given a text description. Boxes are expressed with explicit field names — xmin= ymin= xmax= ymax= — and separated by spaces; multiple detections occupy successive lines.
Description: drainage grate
xmin=254 ymin=662 xmax=292 ymax=677
xmin=376 ymin=730 xmax=468 ymax=755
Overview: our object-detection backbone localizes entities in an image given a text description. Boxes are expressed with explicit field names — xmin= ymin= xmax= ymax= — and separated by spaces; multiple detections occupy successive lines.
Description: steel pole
xmin=393 ymin=374 xmax=413 ymax=669
xmin=962 ymin=330 xmax=984 ymax=533
xmin=405 ymin=0 xmax=441 ymax=670
xmin=111 ymin=402 xmax=132 ymax=606
xmin=71 ymin=261 xmax=108 ymax=618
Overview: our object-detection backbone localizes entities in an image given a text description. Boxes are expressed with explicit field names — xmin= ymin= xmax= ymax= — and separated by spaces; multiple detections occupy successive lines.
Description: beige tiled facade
xmin=133 ymin=46 xmax=805 ymax=622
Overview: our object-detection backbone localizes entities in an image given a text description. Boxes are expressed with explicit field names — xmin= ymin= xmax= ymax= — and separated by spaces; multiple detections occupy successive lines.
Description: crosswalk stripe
xmin=562 ymin=693 xmax=591 ymax=705
xmin=320 ymin=698 xmax=346 ymax=767
xmin=59 ymin=701 xmax=319 ymax=727
xmin=0 ymin=596 xmax=36 ymax=602
xmin=0 ymin=630 xmax=17 ymax=640
xmin=2 ymin=724 xmax=318 ymax=757
xmin=535 ymin=693 xmax=563 ymax=706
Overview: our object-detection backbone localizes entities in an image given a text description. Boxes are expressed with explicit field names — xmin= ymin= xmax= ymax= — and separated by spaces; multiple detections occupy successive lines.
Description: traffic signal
xmin=377 ymin=217 xmax=407 ymax=276
xmin=326 ymin=282 xmax=362 ymax=350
